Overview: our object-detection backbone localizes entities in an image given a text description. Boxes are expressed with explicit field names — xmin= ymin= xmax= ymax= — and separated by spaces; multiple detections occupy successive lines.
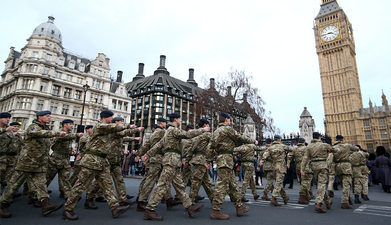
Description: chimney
xmin=243 ymin=93 xmax=247 ymax=102
xmin=210 ymin=78 xmax=215 ymax=89
xmin=186 ymin=68 xmax=198 ymax=87
xmin=138 ymin=63 xmax=144 ymax=75
xmin=153 ymin=55 xmax=170 ymax=76
xmin=227 ymin=86 xmax=232 ymax=97
xmin=159 ymin=55 xmax=166 ymax=68
xmin=116 ymin=70 xmax=123 ymax=82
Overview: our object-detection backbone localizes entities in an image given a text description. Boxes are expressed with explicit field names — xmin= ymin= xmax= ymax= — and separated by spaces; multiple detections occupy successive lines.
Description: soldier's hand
xmin=287 ymin=164 xmax=290 ymax=169
xmin=138 ymin=127 xmax=144 ymax=132
xmin=130 ymin=124 xmax=137 ymax=129
xmin=13 ymin=132 xmax=19 ymax=136
xmin=300 ymin=170 xmax=305 ymax=176
xmin=205 ymin=163 xmax=210 ymax=170
xmin=6 ymin=126 xmax=13 ymax=132
xmin=141 ymin=155 xmax=147 ymax=162
xmin=76 ymin=155 xmax=81 ymax=161
xmin=135 ymin=137 xmax=142 ymax=141
xmin=59 ymin=131 xmax=66 ymax=137
xmin=329 ymin=169 xmax=331 ymax=173
xmin=255 ymin=140 xmax=258 ymax=145
xmin=204 ymin=126 xmax=210 ymax=132
xmin=78 ymin=133 xmax=84 ymax=137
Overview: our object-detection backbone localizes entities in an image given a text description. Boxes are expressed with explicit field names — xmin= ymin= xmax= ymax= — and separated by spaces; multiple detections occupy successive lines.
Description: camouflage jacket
xmin=107 ymin=128 xmax=139 ymax=164
xmin=301 ymin=139 xmax=333 ymax=172
xmin=259 ymin=145 xmax=272 ymax=171
xmin=333 ymin=141 xmax=359 ymax=175
xmin=360 ymin=151 xmax=370 ymax=175
xmin=6 ymin=133 xmax=23 ymax=166
xmin=0 ymin=128 xmax=12 ymax=167
xmin=261 ymin=141 xmax=293 ymax=174
xmin=234 ymin=144 xmax=262 ymax=168
xmin=75 ymin=134 xmax=90 ymax=166
xmin=287 ymin=143 xmax=307 ymax=172
xmin=49 ymin=129 xmax=78 ymax=168
xmin=139 ymin=126 xmax=165 ymax=164
xmin=187 ymin=132 xmax=212 ymax=165
xmin=350 ymin=150 xmax=369 ymax=177
xmin=211 ymin=123 xmax=255 ymax=169
xmin=146 ymin=122 xmax=205 ymax=168
xmin=327 ymin=152 xmax=335 ymax=174
xmin=15 ymin=120 xmax=60 ymax=173
xmin=80 ymin=122 xmax=131 ymax=170
xmin=182 ymin=138 xmax=194 ymax=164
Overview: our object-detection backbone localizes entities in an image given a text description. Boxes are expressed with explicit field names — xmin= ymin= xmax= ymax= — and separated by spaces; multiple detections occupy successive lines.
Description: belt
xmin=311 ymin=159 xmax=326 ymax=162
xmin=379 ymin=165 xmax=389 ymax=168
xmin=242 ymin=160 xmax=253 ymax=163
xmin=266 ymin=159 xmax=272 ymax=162
xmin=218 ymin=150 xmax=232 ymax=155
xmin=336 ymin=160 xmax=350 ymax=163
xmin=0 ymin=152 xmax=18 ymax=156
xmin=352 ymin=165 xmax=361 ymax=167
xmin=359 ymin=164 xmax=366 ymax=166
xmin=195 ymin=152 xmax=205 ymax=155
xmin=157 ymin=152 xmax=164 ymax=156
xmin=86 ymin=150 xmax=107 ymax=158
xmin=53 ymin=151 xmax=69 ymax=156
xmin=166 ymin=149 xmax=181 ymax=155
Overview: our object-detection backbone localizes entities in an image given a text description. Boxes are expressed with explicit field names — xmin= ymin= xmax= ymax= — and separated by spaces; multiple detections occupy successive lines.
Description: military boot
xmin=328 ymin=190 xmax=334 ymax=198
xmin=315 ymin=203 xmax=326 ymax=213
xmin=41 ymin=198 xmax=63 ymax=216
xmin=362 ymin=194 xmax=370 ymax=201
xmin=143 ymin=209 xmax=163 ymax=221
xmin=187 ymin=204 xmax=204 ymax=218
xmin=261 ymin=191 xmax=271 ymax=201
xmin=341 ymin=203 xmax=353 ymax=209
xmin=111 ymin=205 xmax=130 ymax=218
xmin=119 ymin=199 xmax=136 ymax=206
xmin=241 ymin=197 xmax=249 ymax=202
xmin=236 ymin=205 xmax=250 ymax=217
xmin=137 ymin=201 xmax=147 ymax=211
xmin=84 ymin=198 xmax=98 ymax=209
xmin=283 ymin=196 xmax=289 ymax=204
xmin=326 ymin=200 xmax=333 ymax=209
xmin=166 ymin=197 xmax=181 ymax=210
xmin=0 ymin=203 xmax=12 ymax=218
xmin=354 ymin=195 xmax=362 ymax=204
xmin=174 ymin=197 xmax=182 ymax=204
xmin=270 ymin=197 xmax=281 ymax=206
xmin=195 ymin=195 xmax=205 ymax=203
xmin=210 ymin=209 xmax=229 ymax=220
xmin=298 ymin=195 xmax=309 ymax=204
xmin=349 ymin=196 xmax=353 ymax=205
xmin=254 ymin=195 xmax=260 ymax=200
xmin=27 ymin=196 xmax=35 ymax=204
xmin=62 ymin=210 xmax=78 ymax=220
xmin=33 ymin=199 xmax=42 ymax=208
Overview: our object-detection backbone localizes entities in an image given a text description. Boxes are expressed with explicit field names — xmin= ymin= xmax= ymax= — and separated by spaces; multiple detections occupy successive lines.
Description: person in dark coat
xmin=367 ymin=153 xmax=377 ymax=185
xmin=375 ymin=146 xmax=391 ymax=193
xmin=254 ymin=154 xmax=263 ymax=186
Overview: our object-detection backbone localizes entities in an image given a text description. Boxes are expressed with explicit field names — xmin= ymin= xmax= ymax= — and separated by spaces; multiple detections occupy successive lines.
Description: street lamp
xmin=79 ymin=82 xmax=90 ymax=132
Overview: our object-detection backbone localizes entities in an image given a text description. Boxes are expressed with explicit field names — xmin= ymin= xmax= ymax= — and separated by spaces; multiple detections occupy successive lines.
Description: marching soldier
xmin=350 ymin=145 xmax=369 ymax=203
xmin=327 ymin=151 xmax=337 ymax=197
xmin=260 ymin=138 xmax=273 ymax=201
xmin=0 ymin=112 xmax=13 ymax=196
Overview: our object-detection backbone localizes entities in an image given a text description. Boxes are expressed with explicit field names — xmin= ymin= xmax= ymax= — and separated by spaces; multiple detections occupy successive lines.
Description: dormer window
xmin=99 ymin=61 xmax=103 ymax=66
xmin=67 ymin=55 xmax=71 ymax=60
xmin=77 ymin=59 xmax=81 ymax=64
xmin=58 ymin=59 xmax=63 ymax=65
xmin=69 ymin=62 xmax=74 ymax=69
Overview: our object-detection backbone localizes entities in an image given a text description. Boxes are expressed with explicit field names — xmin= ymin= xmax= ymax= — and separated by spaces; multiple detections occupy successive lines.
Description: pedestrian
xmin=129 ymin=150 xmax=138 ymax=176
xmin=375 ymin=146 xmax=391 ymax=193
xmin=254 ymin=154 xmax=263 ymax=186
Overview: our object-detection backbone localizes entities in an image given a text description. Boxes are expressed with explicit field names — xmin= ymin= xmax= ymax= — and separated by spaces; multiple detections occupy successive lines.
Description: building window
xmin=380 ymin=129 xmax=388 ymax=139
xmin=54 ymin=71 xmax=61 ymax=78
xmin=77 ymin=59 xmax=81 ymax=64
xmin=66 ymin=74 xmax=72 ymax=81
xmin=100 ymin=95 xmax=103 ymax=103
xmin=77 ymin=77 xmax=83 ymax=84
xmin=74 ymin=90 xmax=82 ymax=100
xmin=45 ymin=54 xmax=52 ymax=61
xmin=32 ymin=51 xmax=38 ymax=58
xmin=43 ymin=66 xmax=49 ymax=74
xmin=50 ymin=102 xmax=58 ymax=113
xmin=118 ymin=101 xmax=122 ymax=110
xmin=93 ymin=109 xmax=99 ymax=119
xmin=120 ymin=88 xmax=123 ymax=95
xmin=124 ymin=102 xmax=128 ymax=111
xmin=73 ymin=107 xmax=80 ymax=117
xmin=168 ymin=96 xmax=173 ymax=104
xmin=154 ymin=86 xmax=164 ymax=91
xmin=27 ymin=64 xmax=38 ymax=73
xmin=52 ymin=85 xmax=60 ymax=95
xmin=69 ymin=62 xmax=74 ymax=69
xmin=101 ymin=82 xmax=104 ymax=89
xmin=17 ymin=97 xmax=32 ymax=110
xmin=138 ymin=98 xmax=142 ymax=104
xmin=92 ymin=80 xmax=95 ymax=87
xmin=79 ymin=65 xmax=84 ymax=72
xmin=58 ymin=59 xmax=63 ymax=65
xmin=367 ymin=144 xmax=374 ymax=151
xmin=36 ymin=99 xmax=44 ymax=111
xmin=40 ymin=81 xmax=47 ymax=92
xmin=22 ymin=79 xmax=35 ymax=89
xmin=64 ymin=88 xmax=71 ymax=98
xmin=96 ymin=80 xmax=101 ymax=89
xmin=363 ymin=120 xmax=370 ymax=127
xmin=61 ymin=104 xmax=69 ymax=115
xmin=98 ymin=70 xmax=102 ymax=76
xmin=112 ymin=99 xmax=117 ymax=109
xmin=365 ymin=131 xmax=372 ymax=140
xmin=379 ymin=119 xmax=386 ymax=126
xmin=99 ymin=61 xmax=103 ymax=66
xmin=92 ymin=94 xmax=98 ymax=103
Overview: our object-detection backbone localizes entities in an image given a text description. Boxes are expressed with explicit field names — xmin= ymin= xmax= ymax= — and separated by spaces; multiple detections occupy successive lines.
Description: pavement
xmin=1 ymin=175 xmax=390 ymax=225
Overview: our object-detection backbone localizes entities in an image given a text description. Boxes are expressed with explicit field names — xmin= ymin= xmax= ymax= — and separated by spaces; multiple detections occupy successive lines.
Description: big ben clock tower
xmin=314 ymin=0 xmax=363 ymax=144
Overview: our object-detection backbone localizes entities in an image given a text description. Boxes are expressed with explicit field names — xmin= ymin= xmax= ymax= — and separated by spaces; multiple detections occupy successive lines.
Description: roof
xmin=62 ymin=50 xmax=91 ymax=72
xmin=360 ymin=105 xmax=391 ymax=115
xmin=315 ymin=1 xmax=342 ymax=19
xmin=32 ymin=16 xmax=62 ymax=42
xmin=300 ymin=107 xmax=312 ymax=118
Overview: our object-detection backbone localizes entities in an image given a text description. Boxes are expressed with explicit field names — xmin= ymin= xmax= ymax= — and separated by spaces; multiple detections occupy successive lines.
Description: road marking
xmin=354 ymin=204 xmax=391 ymax=218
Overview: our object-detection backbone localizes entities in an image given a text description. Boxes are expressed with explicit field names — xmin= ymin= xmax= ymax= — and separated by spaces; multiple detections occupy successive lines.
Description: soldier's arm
xmin=300 ymin=148 xmax=310 ymax=172
xmin=326 ymin=152 xmax=334 ymax=166
xmin=175 ymin=128 xmax=205 ymax=139
xmin=55 ymin=133 xmax=78 ymax=141
xmin=205 ymin=142 xmax=214 ymax=162
xmin=287 ymin=151 xmax=294 ymax=165
xmin=145 ymin=137 xmax=164 ymax=158
xmin=228 ymin=128 xmax=255 ymax=145
xmin=123 ymin=137 xmax=136 ymax=142
xmin=119 ymin=127 xmax=141 ymax=137
xmin=27 ymin=127 xmax=60 ymax=138
xmin=95 ymin=123 xmax=130 ymax=134
xmin=233 ymin=145 xmax=246 ymax=156
xmin=260 ymin=150 xmax=270 ymax=163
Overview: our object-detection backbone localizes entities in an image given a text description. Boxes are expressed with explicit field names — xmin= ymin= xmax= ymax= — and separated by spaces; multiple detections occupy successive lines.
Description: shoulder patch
xmin=31 ymin=127 xmax=35 ymax=131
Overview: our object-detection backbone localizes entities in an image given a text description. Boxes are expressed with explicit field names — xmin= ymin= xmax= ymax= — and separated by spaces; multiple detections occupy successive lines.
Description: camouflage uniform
xmin=301 ymin=139 xmax=333 ymax=205
xmin=359 ymin=151 xmax=370 ymax=196
xmin=288 ymin=143 xmax=313 ymax=198
xmin=350 ymin=150 xmax=369 ymax=196
xmin=137 ymin=125 xmax=172 ymax=202
xmin=69 ymin=134 xmax=90 ymax=186
xmin=46 ymin=129 xmax=78 ymax=198
xmin=333 ymin=141 xmax=359 ymax=204
xmin=181 ymin=138 xmax=194 ymax=187
xmin=4 ymin=132 xmax=23 ymax=184
xmin=0 ymin=128 xmax=12 ymax=194
xmin=186 ymin=132 xmax=214 ymax=204
xmin=260 ymin=145 xmax=275 ymax=194
xmin=145 ymin=122 xmax=205 ymax=211
xmin=64 ymin=122 xmax=132 ymax=211
xmin=211 ymin=123 xmax=255 ymax=211
xmin=234 ymin=144 xmax=261 ymax=199
xmin=327 ymin=152 xmax=336 ymax=193
xmin=0 ymin=120 xmax=61 ymax=204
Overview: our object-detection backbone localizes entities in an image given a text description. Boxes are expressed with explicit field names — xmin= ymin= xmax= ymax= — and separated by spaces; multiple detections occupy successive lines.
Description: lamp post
xmin=79 ymin=82 xmax=90 ymax=131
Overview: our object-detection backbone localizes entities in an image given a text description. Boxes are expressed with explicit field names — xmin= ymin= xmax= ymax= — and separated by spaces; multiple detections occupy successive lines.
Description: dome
xmin=32 ymin=16 xmax=62 ymax=42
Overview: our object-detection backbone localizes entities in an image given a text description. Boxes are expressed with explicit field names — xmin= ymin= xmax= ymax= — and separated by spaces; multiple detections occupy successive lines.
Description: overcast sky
xmin=1 ymin=0 xmax=390 ymax=135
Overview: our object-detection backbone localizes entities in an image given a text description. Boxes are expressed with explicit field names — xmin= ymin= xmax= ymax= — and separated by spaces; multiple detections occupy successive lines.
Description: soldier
xmin=350 ymin=145 xmax=369 ymax=204
xmin=301 ymin=132 xmax=334 ymax=213
xmin=333 ymin=135 xmax=359 ymax=209
xmin=142 ymin=113 xmax=207 ymax=221
xmin=83 ymin=116 xmax=142 ymax=209
xmin=210 ymin=113 xmax=256 ymax=220
xmin=62 ymin=110 xmax=134 ymax=220
xmin=0 ymin=111 xmax=66 ymax=218
xmin=46 ymin=119 xmax=83 ymax=199
xmin=0 ymin=112 xmax=13 ymax=195
xmin=327 ymin=150 xmax=337 ymax=197
xmin=186 ymin=119 xmax=214 ymax=204
xmin=259 ymin=138 xmax=273 ymax=201
xmin=287 ymin=137 xmax=313 ymax=204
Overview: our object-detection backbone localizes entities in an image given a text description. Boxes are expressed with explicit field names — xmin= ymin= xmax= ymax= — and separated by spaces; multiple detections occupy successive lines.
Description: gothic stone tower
xmin=299 ymin=107 xmax=316 ymax=144
xmin=314 ymin=0 xmax=363 ymax=144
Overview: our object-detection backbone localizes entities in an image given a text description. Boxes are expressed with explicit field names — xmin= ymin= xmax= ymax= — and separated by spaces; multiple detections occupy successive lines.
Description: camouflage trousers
xmin=5 ymin=156 xmax=18 ymax=184
xmin=313 ymin=168 xmax=331 ymax=204
xmin=0 ymin=170 xmax=49 ymax=204
xmin=64 ymin=166 xmax=119 ymax=211
xmin=241 ymin=164 xmax=257 ymax=197
xmin=299 ymin=172 xmax=313 ymax=197
xmin=138 ymin=163 xmax=172 ymax=202
xmin=271 ymin=171 xmax=287 ymax=199
xmin=328 ymin=174 xmax=336 ymax=192
xmin=146 ymin=165 xmax=192 ymax=210
xmin=46 ymin=163 xmax=72 ymax=198
xmin=69 ymin=164 xmax=82 ymax=187
xmin=264 ymin=171 xmax=275 ymax=194
xmin=87 ymin=163 xmax=128 ymax=202
xmin=189 ymin=164 xmax=214 ymax=204
xmin=353 ymin=176 xmax=368 ymax=195
xmin=182 ymin=164 xmax=193 ymax=186
xmin=337 ymin=174 xmax=352 ymax=204
xmin=212 ymin=167 xmax=242 ymax=210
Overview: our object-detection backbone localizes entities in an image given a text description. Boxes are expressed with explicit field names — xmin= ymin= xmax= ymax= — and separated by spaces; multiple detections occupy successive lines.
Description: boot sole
xmin=112 ymin=206 xmax=130 ymax=218
xmin=315 ymin=209 xmax=326 ymax=213
xmin=143 ymin=216 xmax=163 ymax=221
xmin=62 ymin=216 xmax=78 ymax=220
xmin=211 ymin=216 xmax=229 ymax=220
xmin=42 ymin=203 xmax=64 ymax=216
xmin=188 ymin=204 xmax=204 ymax=217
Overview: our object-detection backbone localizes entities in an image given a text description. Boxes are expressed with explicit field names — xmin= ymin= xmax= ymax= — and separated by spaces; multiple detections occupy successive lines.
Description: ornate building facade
xmin=299 ymin=107 xmax=316 ymax=143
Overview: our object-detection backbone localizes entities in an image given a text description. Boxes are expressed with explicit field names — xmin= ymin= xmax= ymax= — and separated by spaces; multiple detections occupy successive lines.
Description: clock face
xmin=321 ymin=25 xmax=339 ymax=41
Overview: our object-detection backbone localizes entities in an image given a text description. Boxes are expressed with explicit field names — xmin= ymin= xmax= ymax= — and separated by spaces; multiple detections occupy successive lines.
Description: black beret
xmin=157 ymin=117 xmax=167 ymax=122
xmin=85 ymin=125 xmax=93 ymax=129
xmin=336 ymin=135 xmax=344 ymax=139
xmin=313 ymin=132 xmax=321 ymax=137
xmin=376 ymin=146 xmax=386 ymax=155
xmin=274 ymin=134 xmax=282 ymax=139
xmin=220 ymin=113 xmax=231 ymax=119
xmin=100 ymin=110 xmax=114 ymax=118
xmin=298 ymin=137 xmax=306 ymax=141
xmin=186 ymin=125 xmax=194 ymax=129
xmin=200 ymin=119 xmax=209 ymax=124
xmin=62 ymin=119 xmax=74 ymax=124
xmin=356 ymin=145 xmax=362 ymax=149
xmin=36 ymin=111 xmax=51 ymax=116
xmin=113 ymin=116 xmax=124 ymax=121
xmin=10 ymin=122 xmax=20 ymax=126
xmin=266 ymin=138 xmax=273 ymax=142
xmin=0 ymin=112 xmax=11 ymax=118
xmin=305 ymin=142 xmax=308 ymax=146
xmin=169 ymin=113 xmax=181 ymax=118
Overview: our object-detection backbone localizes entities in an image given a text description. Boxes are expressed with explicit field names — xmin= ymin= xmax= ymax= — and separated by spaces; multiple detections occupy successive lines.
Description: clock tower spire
xmin=314 ymin=0 xmax=363 ymax=144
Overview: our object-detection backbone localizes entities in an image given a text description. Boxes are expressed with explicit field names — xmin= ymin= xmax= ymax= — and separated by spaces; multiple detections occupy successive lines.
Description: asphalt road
xmin=1 ymin=175 xmax=390 ymax=225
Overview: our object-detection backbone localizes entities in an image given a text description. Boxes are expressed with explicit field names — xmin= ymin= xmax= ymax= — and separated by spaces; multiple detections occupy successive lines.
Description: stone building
xmin=0 ymin=16 xmax=132 ymax=132
xmin=299 ymin=107 xmax=316 ymax=143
